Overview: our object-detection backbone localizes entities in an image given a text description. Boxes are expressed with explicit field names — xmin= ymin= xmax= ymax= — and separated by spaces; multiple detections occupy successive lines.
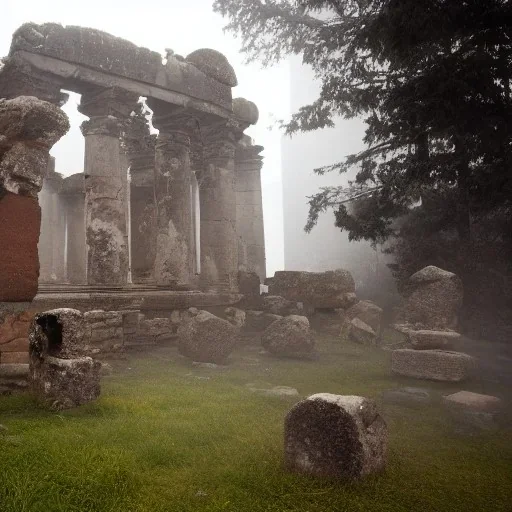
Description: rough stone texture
xmin=31 ymin=308 xmax=87 ymax=359
xmin=268 ymin=270 xmax=357 ymax=309
xmin=407 ymin=329 xmax=461 ymax=350
xmin=261 ymin=295 xmax=301 ymax=316
xmin=177 ymin=310 xmax=237 ymax=364
xmin=138 ymin=317 xmax=175 ymax=344
xmin=0 ymin=96 xmax=69 ymax=197
xmin=443 ymin=391 xmax=502 ymax=412
xmin=30 ymin=355 xmax=101 ymax=410
xmin=147 ymin=102 xmax=195 ymax=288
xmin=244 ymin=311 xmax=282 ymax=333
xmin=349 ymin=318 xmax=378 ymax=346
xmin=0 ymin=310 xmax=34 ymax=365
xmin=186 ymin=49 xmax=237 ymax=87
xmin=80 ymin=88 xmax=137 ymax=286
xmin=29 ymin=308 xmax=100 ymax=409
xmin=200 ymin=120 xmax=243 ymax=292
xmin=391 ymin=349 xmax=476 ymax=382
xmin=0 ymin=363 xmax=29 ymax=390
xmin=238 ymin=270 xmax=261 ymax=297
xmin=396 ymin=265 xmax=463 ymax=329
xmin=225 ymin=307 xmax=246 ymax=329
xmin=233 ymin=98 xmax=259 ymax=124
xmin=0 ymin=97 xmax=68 ymax=301
xmin=310 ymin=309 xmax=345 ymax=335
xmin=261 ymin=315 xmax=315 ymax=359
xmin=345 ymin=300 xmax=383 ymax=335
xmin=0 ymin=193 xmax=41 ymax=301
xmin=235 ymin=137 xmax=266 ymax=283
xmin=7 ymin=23 xmax=234 ymax=110
xmin=84 ymin=310 xmax=124 ymax=353
xmin=284 ymin=394 xmax=388 ymax=480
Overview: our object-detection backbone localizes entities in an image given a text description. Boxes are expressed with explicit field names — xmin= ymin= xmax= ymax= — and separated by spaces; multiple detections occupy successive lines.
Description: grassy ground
xmin=0 ymin=332 xmax=511 ymax=512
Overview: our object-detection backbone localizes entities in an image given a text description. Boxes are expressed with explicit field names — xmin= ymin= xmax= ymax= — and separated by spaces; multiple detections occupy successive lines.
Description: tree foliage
xmin=214 ymin=0 xmax=512 ymax=245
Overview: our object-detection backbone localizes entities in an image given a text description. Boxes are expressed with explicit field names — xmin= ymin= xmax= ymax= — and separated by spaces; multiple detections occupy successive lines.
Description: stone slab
xmin=391 ymin=349 xmax=475 ymax=382
xmin=443 ymin=391 xmax=502 ymax=412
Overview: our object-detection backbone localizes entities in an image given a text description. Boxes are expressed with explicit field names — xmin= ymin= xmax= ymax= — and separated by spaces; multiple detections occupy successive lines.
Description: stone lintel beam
xmin=6 ymin=49 xmax=233 ymax=118
xmin=0 ymin=58 xmax=68 ymax=106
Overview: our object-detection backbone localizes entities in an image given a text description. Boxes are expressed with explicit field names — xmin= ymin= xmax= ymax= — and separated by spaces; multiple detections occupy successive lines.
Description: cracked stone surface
xmin=284 ymin=394 xmax=388 ymax=480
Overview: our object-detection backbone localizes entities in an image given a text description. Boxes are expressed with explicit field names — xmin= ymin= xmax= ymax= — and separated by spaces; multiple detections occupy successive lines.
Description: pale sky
xmin=1 ymin=0 xmax=288 ymax=277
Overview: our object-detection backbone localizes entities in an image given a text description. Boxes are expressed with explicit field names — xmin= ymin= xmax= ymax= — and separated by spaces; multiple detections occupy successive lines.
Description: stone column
xmin=79 ymin=87 xmax=138 ymax=287
xmin=146 ymin=101 xmax=196 ymax=289
xmin=60 ymin=174 xmax=86 ymax=285
xmin=0 ymin=96 xmax=69 ymax=301
xmin=128 ymin=152 xmax=157 ymax=284
xmin=121 ymin=104 xmax=157 ymax=285
xmin=200 ymin=118 xmax=244 ymax=292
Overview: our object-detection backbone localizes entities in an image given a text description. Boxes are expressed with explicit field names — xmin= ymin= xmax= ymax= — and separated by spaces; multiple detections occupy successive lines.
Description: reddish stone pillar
xmin=0 ymin=96 xmax=69 ymax=301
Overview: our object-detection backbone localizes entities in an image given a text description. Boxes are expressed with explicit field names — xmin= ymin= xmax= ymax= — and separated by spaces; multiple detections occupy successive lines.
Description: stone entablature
xmin=1 ymin=23 xmax=236 ymax=115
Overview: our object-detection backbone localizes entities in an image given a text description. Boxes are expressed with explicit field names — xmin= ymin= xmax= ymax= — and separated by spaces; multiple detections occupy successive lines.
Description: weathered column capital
xmin=235 ymin=136 xmax=264 ymax=168
xmin=80 ymin=115 xmax=122 ymax=137
xmin=0 ymin=96 xmax=69 ymax=198
xmin=79 ymin=87 xmax=139 ymax=137
xmin=202 ymin=117 xmax=248 ymax=164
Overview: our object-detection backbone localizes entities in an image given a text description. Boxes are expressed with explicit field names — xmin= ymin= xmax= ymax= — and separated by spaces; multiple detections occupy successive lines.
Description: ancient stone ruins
xmin=0 ymin=22 xmax=487 ymax=483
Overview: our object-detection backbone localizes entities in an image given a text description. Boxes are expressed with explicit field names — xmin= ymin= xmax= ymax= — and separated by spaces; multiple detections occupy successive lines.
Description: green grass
xmin=0 ymin=334 xmax=511 ymax=512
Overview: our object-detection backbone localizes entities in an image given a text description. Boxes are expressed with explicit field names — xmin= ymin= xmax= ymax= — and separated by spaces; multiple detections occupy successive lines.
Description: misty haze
xmin=0 ymin=1 xmax=510 ymax=511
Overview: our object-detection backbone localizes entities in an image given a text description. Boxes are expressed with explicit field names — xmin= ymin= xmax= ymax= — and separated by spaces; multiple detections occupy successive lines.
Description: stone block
xmin=261 ymin=315 xmax=315 ymax=359
xmin=30 ymin=308 xmax=87 ymax=359
xmin=244 ymin=311 xmax=282 ymax=332
xmin=178 ymin=310 xmax=237 ymax=364
xmin=0 ymin=193 xmax=41 ymax=301
xmin=224 ymin=307 xmax=246 ymax=329
xmin=30 ymin=355 xmax=101 ymax=410
xmin=0 ymin=337 xmax=29 ymax=352
xmin=396 ymin=265 xmax=463 ymax=329
xmin=268 ymin=270 xmax=357 ymax=309
xmin=349 ymin=318 xmax=378 ymax=346
xmin=408 ymin=329 xmax=461 ymax=350
xmin=1 ymin=352 xmax=29 ymax=364
xmin=285 ymin=394 xmax=387 ymax=480
xmin=345 ymin=300 xmax=383 ymax=334
xmin=443 ymin=391 xmax=502 ymax=412
xmin=391 ymin=349 xmax=475 ymax=382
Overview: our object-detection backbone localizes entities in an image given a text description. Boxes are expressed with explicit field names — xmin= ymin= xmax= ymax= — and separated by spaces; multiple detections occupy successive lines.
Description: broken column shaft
xmin=147 ymin=101 xmax=196 ymax=288
xmin=79 ymin=87 xmax=138 ymax=287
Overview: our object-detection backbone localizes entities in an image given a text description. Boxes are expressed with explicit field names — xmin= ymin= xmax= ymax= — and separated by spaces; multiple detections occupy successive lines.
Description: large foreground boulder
xmin=391 ymin=349 xmax=475 ymax=382
xmin=284 ymin=394 xmax=387 ymax=480
xmin=268 ymin=270 xmax=357 ymax=309
xmin=261 ymin=315 xmax=315 ymax=358
xmin=177 ymin=310 xmax=237 ymax=364
xmin=396 ymin=266 xmax=463 ymax=329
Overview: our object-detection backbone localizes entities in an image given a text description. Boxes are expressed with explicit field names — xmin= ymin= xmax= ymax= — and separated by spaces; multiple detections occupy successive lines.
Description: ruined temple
xmin=0 ymin=23 xmax=266 ymax=373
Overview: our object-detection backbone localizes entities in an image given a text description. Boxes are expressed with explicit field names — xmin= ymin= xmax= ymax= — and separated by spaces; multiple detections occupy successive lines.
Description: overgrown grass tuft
xmin=1 ymin=334 xmax=511 ymax=511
